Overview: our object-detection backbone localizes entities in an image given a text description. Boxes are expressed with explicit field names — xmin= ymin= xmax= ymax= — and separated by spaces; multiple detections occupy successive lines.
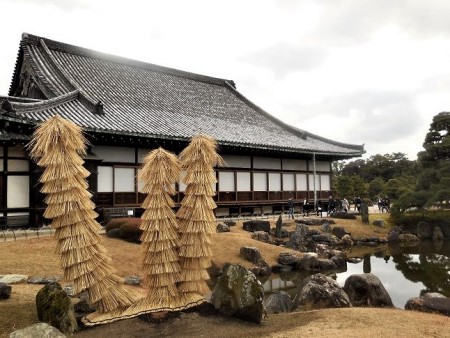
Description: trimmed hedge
xmin=104 ymin=218 xmax=143 ymax=243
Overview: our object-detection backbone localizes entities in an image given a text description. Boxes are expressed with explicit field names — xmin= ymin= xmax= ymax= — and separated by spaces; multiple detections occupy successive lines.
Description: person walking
xmin=342 ymin=197 xmax=350 ymax=213
xmin=288 ymin=197 xmax=295 ymax=219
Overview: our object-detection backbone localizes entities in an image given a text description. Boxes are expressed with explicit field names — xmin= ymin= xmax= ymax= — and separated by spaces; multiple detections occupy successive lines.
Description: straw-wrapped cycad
xmin=125 ymin=147 xmax=183 ymax=313
xmin=176 ymin=135 xmax=224 ymax=301
xmin=28 ymin=115 xmax=135 ymax=318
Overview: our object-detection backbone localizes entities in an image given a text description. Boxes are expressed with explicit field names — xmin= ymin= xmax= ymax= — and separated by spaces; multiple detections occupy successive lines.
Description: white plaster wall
xmin=8 ymin=160 xmax=29 ymax=172
xmin=219 ymin=171 xmax=235 ymax=191
xmin=7 ymin=176 xmax=29 ymax=208
xmin=221 ymin=155 xmax=251 ymax=168
xmin=98 ymin=166 xmax=113 ymax=192
xmin=282 ymin=173 xmax=295 ymax=191
xmin=296 ymin=173 xmax=307 ymax=191
xmin=253 ymin=172 xmax=267 ymax=191
xmin=114 ymin=167 xmax=136 ymax=192
xmin=253 ymin=157 xmax=281 ymax=170
xmin=282 ymin=159 xmax=307 ymax=171
xmin=94 ymin=146 xmax=135 ymax=163
xmin=236 ymin=172 xmax=251 ymax=191
xmin=269 ymin=173 xmax=281 ymax=191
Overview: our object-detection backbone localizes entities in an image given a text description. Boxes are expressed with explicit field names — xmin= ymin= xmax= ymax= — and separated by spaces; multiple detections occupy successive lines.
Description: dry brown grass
xmin=1 ymin=215 xmax=448 ymax=337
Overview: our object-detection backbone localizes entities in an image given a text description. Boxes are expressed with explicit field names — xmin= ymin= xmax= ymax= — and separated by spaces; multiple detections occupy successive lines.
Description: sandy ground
xmin=1 ymin=215 xmax=449 ymax=337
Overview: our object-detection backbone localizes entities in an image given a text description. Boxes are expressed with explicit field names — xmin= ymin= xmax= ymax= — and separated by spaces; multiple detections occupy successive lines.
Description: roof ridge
xmin=21 ymin=33 xmax=236 ymax=88
xmin=38 ymin=38 xmax=104 ymax=114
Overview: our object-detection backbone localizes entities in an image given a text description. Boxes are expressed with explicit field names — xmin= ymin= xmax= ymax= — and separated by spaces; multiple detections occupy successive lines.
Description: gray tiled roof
xmin=7 ymin=33 xmax=364 ymax=157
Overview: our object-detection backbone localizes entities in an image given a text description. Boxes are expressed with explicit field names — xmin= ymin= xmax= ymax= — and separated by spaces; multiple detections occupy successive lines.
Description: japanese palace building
xmin=0 ymin=33 xmax=365 ymax=226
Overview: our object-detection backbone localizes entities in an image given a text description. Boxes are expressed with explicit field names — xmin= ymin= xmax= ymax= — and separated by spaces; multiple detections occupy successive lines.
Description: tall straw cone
xmin=125 ymin=147 xmax=188 ymax=315
xmin=176 ymin=135 xmax=223 ymax=300
xmin=29 ymin=115 xmax=136 ymax=318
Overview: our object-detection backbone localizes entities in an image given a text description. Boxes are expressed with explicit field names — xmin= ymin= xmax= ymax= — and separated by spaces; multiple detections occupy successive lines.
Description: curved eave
xmin=0 ymin=113 xmax=364 ymax=159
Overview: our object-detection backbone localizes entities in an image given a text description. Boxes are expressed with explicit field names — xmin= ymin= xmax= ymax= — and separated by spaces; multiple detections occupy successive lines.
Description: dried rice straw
xmin=134 ymin=147 xmax=186 ymax=312
xmin=176 ymin=135 xmax=223 ymax=299
xmin=29 ymin=115 xmax=136 ymax=317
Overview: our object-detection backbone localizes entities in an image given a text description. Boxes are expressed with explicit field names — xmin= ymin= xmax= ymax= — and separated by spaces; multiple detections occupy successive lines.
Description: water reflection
xmin=262 ymin=240 xmax=450 ymax=309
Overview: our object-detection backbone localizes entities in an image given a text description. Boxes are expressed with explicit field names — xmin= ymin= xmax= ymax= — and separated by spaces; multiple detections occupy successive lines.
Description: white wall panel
xmin=94 ymin=146 xmax=135 ymax=163
xmin=8 ymin=160 xmax=29 ymax=172
xmin=114 ymin=167 xmax=136 ymax=192
xmin=296 ymin=173 xmax=307 ymax=191
xmin=308 ymin=174 xmax=320 ymax=191
xmin=282 ymin=173 xmax=295 ymax=191
xmin=269 ymin=173 xmax=281 ymax=191
xmin=7 ymin=176 xmax=29 ymax=208
xmin=253 ymin=172 xmax=267 ymax=191
xmin=308 ymin=160 xmax=330 ymax=172
xmin=8 ymin=146 xmax=26 ymax=158
xmin=138 ymin=148 xmax=152 ymax=163
xmin=236 ymin=172 xmax=251 ymax=191
xmin=219 ymin=171 xmax=235 ymax=191
xmin=98 ymin=166 xmax=113 ymax=192
xmin=222 ymin=155 xmax=251 ymax=168
xmin=253 ymin=157 xmax=281 ymax=170
xmin=282 ymin=159 xmax=307 ymax=171
xmin=321 ymin=174 xmax=331 ymax=191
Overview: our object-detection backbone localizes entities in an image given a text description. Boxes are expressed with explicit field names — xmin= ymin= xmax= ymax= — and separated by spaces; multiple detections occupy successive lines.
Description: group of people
xmin=327 ymin=196 xmax=351 ymax=215
xmin=285 ymin=194 xmax=391 ymax=218
xmin=377 ymin=196 xmax=391 ymax=213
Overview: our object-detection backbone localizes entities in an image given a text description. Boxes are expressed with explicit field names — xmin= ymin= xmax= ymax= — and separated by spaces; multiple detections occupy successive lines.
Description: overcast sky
xmin=2 ymin=0 xmax=450 ymax=160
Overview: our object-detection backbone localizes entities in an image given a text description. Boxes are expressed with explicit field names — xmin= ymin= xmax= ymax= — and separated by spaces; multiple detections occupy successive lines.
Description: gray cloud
xmin=289 ymin=90 xmax=423 ymax=147
xmin=311 ymin=0 xmax=450 ymax=44
xmin=6 ymin=0 xmax=90 ymax=10
xmin=239 ymin=42 xmax=328 ymax=78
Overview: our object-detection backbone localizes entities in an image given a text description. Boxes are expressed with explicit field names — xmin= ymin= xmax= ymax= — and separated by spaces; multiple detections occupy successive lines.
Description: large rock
xmin=277 ymin=252 xmax=300 ymax=266
xmin=0 ymin=274 xmax=28 ymax=284
xmin=297 ymin=253 xmax=320 ymax=271
xmin=27 ymin=276 xmax=61 ymax=285
xmin=387 ymin=229 xmax=400 ymax=242
xmin=417 ymin=221 xmax=432 ymax=239
xmin=216 ymin=223 xmax=230 ymax=233
xmin=360 ymin=204 xmax=369 ymax=224
xmin=399 ymin=233 xmax=419 ymax=242
xmin=372 ymin=220 xmax=385 ymax=228
xmin=432 ymin=226 xmax=444 ymax=240
xmin=0 ymin=282 xmax=12 ymax=299
xmin=243 ymin=220 xmax=270 ymax=233
xmin=264 ymin=291 xmax=292 ymax=314
xmin=35 ymin=282 xmax=78 ymax=334
xmin=440 ymin=223 xmax=450 ymax=238
xmin=332 ymin=226 xmax=350 ymax=239
xmin=296 ymin=218 xmax=336 ymax=225
xmin=252 ymin=231 xmax=272 ymax=243
xmin=9 ymin=323 xmax=66 ymax=338
xmin=293 ymin=273 xmax=351 ymax=310
xmin=285 ymin=224 xmax=309 ymax=251
xmin=315 ymin=244 xmax=331 ymax=258
xmin=210 ymin=264 xmax=265 ymax=323
xmin=73 ymin=291 xmax=96 ymax=321
xmin=343 ymin=273 xmax=394 ymax=307
xmin=240 ymin=246 xmax=265 ymax=266
xmin=405 ymin=293 xmax=450 ymax=316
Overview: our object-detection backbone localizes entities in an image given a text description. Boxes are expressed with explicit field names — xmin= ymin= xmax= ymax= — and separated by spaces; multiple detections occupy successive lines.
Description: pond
xmin=262 ymin=240 xmax=450 ymax=308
